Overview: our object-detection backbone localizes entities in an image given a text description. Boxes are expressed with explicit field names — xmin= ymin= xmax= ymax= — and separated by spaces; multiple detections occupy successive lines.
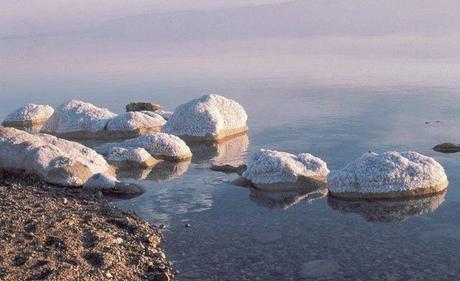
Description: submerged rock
xmin=242 ymin=149 xmax=329 ymax=190
xmin=328 ymin=151 xmax=448 ymax=199
xmin=96 ymin=133 xmax=192 ymax=162
xmin=126 ymin=102 xmax=161 ymax=112
xmin=161 ymin=94 xmax=248 ymax=141
xmin=328 ymin=191 xmax=446 ymax=222
xmin=41 ymin=100 xmax=117 ymax=137
xmin=0 ymin=128 xmax=112 ymax=187
xmin=433 ymin=143 xmax=460 ymax=153
xmin=211 ymin=164 xmax=247 ymax=175
xmin=107 ymin=147 xmax=158 ymax=168
xmin=250 ymin=187 xmax=327 ymax=210
xmin=2 ymin=104 xmax=54 ymax=127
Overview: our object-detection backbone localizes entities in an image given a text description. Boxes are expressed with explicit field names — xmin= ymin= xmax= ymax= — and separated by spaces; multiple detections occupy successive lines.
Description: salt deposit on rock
xmin=41 ymin=100 xmax=117 ymax=137
xmin=2 ymin=104 xmax=54 ymax=127
xmin=155 ymin=110 xmax=173 ymax=120
xmin=84 ymin=173 xmax=118 ymax=190
xmin=42 ymin=100 xmax=167 ymax=139
xmin=84 ymin=173 xmax=145 ymax=198
xmin=96 ymin=133 xmax=192 ymax=162
xmin=161 ymin=94 xmax=248 ymax=141
xmin=242 ymin=149 xmax=329 ymax=190
xmin=328 ymin=151 xmax=448 ymax=199
xmin=105 ymin=112 xmax=166 ymax=137
xmin=328 ymin=190 xmax=446 ymax=222
xmin=107 ymin=147 xmax=158 ymax=168
xmin=126 ymin=102 xmax=161 ymax=112
xmin=0 ymin=128 xmax=112 ymax=187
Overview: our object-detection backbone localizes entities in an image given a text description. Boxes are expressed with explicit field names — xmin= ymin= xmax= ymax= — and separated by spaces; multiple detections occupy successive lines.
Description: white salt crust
xmin=0 ymin=128 xmax=112 ymax=187
xmin=2 ymin=104 xmax=54 ymax=125
xmin=106 ymin=112 xmax=166 ymax=131
xmin=84 ymin=173 xmax=119 ymax=190
xmin=242 ymin=149 xmax=330 ymax=185
xmin=107 ymin=147 xmax=153 ymax=163
xmin=42 ymin=100 xmax=117 ymax=134
xmin=161 ymin=94 xmax=247 ymax=138
xmin=96 ymin=133 xmax=192 ymax=161
xmin=155 ymin=110 xmax=173 ymax=120
xmin=327 ymin=151 xmax=448 ymax=194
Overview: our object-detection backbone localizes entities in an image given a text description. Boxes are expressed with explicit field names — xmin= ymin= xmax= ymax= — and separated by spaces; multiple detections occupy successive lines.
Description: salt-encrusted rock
xmin=155 ymin=110 xmax=173 ymax=121
xmin=328 ymin=190 xmax=446 ymax=222
xmin=161 ymin=94 xmax=248 ymax=141
xmin=84 ymin=173 xmax=145 ymax=198
xmin=0 ymin=128 xmax=112 ymax=187
xmin=107 ymin=147 xmax=158 ymax=168
xmin=96 ymin=133 xmax=192 ymax=162
xmin=84 ymin=173 xmax=118 ymax=190
xmin=41 ymin=100 xmax=117 ymax=138
xmin=126 ymin=102 xmax=161 ymax=112
xmin=250 ymin=187 xmax=327 ymax=210
xmin=105 ymin=112 xmax=166 ymax=137
xmin=2 ymin=104 xmax=54 ymax=127
xmin=328 ymin=151 xmax=448 ymax=199
xmin=242 ymin=149 xmax=329 ymax=190
xmin=433 ymin=143 xmax=460 ymax=153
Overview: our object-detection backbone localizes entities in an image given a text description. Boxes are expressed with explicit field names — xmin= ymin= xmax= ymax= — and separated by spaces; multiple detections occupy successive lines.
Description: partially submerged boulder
xmin=96 ymin=133 xmax=192 ymax=162
xmin=0 ymin=128 xmax=112 ymax=187
xmin=126 ymin=102 xmax=161 ymax=112
xmin=242 ymin=149 xmax=329 ymax=190
xmin=161 ymin=94 xmax=248 ymax=142
xmin=42 ymin=100 xmax=165 ymax=139
xmin=105 ymin=112 xmax=166 ymax=138
xmin=84 ymin=173 xmax=145 ymax=198
xmin=433 ymin=143 xmax=460 ymax=153
xmin=2 ymin=104 xmax=54 ymax=127
xmin=328 ymin=191 xmax=446 ymax=222
xmin=107 ymin=147 xmax=158 ymax=168
xmin=328 ymin=151 xmax=448 ymax=199
xmin=41 ymin=100 xmax=117 ymax=138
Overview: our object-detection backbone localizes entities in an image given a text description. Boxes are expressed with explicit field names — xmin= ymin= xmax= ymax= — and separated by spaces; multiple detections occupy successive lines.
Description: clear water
xmin=2 ymin=81 xmax=460 ymax=280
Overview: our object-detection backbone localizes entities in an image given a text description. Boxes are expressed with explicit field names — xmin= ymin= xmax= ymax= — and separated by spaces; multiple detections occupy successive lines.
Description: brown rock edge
xmin=175 ymin=126 xmax=249 ymax=143
xmin=0 ymin=172 xmax=174 ymax=281
xmin=2 ymin=118 xmax=50 ymax=127
xmin=44 ymin=127 xmax=163 ymax=141
xmin=328 ymin=180 xmax=449 ymax=200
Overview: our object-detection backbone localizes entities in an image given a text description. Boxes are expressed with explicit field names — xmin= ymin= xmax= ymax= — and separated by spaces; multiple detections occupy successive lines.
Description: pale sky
xmin=0 ymin=0 xmax=291 ymax=36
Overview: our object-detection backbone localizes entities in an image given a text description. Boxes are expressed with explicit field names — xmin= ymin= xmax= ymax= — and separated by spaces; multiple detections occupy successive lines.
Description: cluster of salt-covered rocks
xmin=40 ymin=100 xmax=166 ymax=139
xmin=237 ymin=148 xmax=448 ymax=204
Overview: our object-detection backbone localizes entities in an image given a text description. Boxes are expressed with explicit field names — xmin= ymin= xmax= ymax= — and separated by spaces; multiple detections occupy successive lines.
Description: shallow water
xmin=2 ymin=83 xmax=460 ymax=280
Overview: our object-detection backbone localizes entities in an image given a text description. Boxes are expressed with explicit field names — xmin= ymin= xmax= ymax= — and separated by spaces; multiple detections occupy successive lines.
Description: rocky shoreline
xmin=0 ymin=173 xmax=174 ymax=281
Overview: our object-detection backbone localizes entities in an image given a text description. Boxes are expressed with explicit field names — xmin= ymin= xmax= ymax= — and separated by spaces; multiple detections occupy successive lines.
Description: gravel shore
xmin=0 ymin=172 xmax=174 ymax=281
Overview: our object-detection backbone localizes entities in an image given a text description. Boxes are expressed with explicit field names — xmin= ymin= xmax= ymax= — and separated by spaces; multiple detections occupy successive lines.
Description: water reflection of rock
xmin=115 ymin=160 xmax=190 ymax=181
xmin=250 ymin=187 xmax=328 ymax=210
xmin=328 ymin=191 xmax=447 ymax=223
xmin=188 ymin=133 xmax=249 ymax=165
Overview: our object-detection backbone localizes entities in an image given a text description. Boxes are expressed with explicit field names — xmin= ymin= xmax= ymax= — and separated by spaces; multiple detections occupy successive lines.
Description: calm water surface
xmin=2 ymin=83 xmax=460 ymax=280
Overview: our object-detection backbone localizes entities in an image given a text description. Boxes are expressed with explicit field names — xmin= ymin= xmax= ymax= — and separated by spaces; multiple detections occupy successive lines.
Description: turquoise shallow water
xmin=1 ymin=82 xmax=460 ymax=280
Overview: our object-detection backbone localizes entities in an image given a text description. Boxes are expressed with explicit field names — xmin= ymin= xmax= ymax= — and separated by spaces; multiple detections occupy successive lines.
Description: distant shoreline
xmin=0 ymin=172 xmax=174 ymax=281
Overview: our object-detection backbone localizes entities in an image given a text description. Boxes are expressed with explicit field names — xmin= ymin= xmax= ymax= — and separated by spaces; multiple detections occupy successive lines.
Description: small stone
xmin=159 ymin=224 xmax=166 ymax=229
xmin=63 ymin=198 xmax=68 ymax=204
xmin=185 ymin=223 xmax=191 ymax=228
xmin=113 ymin=238 xmax=123 ymax=244
xmin=105 ymin=272 xmax=113 ymax=278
